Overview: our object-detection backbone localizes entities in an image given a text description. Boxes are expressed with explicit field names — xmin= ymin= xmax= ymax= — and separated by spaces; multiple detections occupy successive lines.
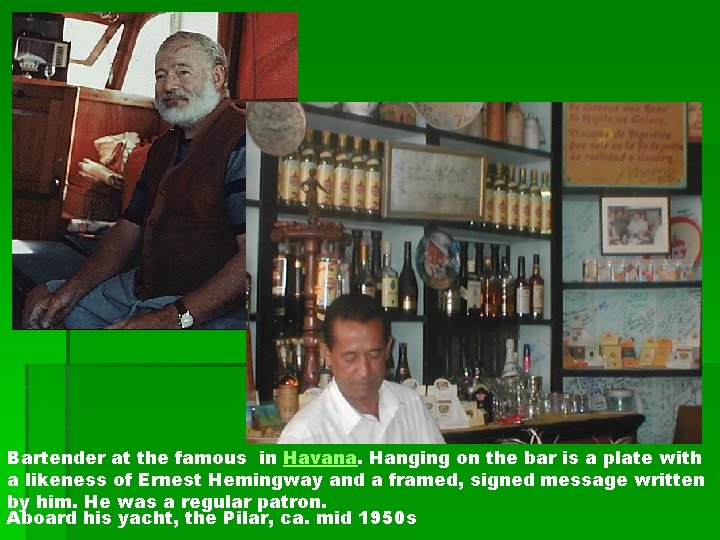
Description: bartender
xmin=278 ymin=294 xmax=445 ymax=444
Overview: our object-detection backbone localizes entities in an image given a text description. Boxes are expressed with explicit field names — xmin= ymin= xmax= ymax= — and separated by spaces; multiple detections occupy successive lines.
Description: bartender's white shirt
xmin=277 ymin=380 xmax=445 ymax=444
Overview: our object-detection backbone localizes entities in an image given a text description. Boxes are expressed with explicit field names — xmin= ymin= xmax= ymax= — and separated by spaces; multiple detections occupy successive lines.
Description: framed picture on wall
xmin=601 ymin=197 xmax=670 ymax=255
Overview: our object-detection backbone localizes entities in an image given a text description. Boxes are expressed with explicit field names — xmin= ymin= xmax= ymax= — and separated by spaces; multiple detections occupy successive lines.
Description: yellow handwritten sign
xmin=563 ymin=102 xmax=686 ymax=188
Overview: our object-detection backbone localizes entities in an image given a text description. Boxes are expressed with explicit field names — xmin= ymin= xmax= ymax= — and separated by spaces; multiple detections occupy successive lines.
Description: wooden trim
xmin=78 ymin=87 xmax=156 ymax=109
xmin=106 ymin=13 xmax=159 ymax=90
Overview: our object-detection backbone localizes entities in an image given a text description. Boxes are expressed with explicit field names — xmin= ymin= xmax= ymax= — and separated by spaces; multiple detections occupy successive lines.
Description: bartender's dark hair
xmin=323 ymin=294 xmax=391 ymax=349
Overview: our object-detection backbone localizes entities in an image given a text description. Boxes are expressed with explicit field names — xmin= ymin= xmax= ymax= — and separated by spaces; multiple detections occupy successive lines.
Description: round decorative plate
xmin=670 ymin=216 xmax=702 ymax=264
xmin=415 ymin=231 xmax=461 ymax=289
xmin=410 ymin=102 xmax=484 ymax=130
xmin=246 ymin=101 xmax=306 ymax=156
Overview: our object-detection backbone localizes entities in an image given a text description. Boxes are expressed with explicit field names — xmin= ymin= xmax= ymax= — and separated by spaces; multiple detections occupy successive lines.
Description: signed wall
xmin=562 ymin=194 xmax=702 ymax=443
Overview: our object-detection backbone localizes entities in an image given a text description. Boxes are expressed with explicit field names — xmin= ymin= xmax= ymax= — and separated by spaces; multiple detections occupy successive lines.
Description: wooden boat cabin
xmin=11 ymin=11 xmax=297 ymax=327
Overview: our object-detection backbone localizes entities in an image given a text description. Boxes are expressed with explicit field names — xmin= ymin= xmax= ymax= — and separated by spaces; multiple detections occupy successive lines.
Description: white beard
xmin=155 ymin=79 xmax=221 ymax=128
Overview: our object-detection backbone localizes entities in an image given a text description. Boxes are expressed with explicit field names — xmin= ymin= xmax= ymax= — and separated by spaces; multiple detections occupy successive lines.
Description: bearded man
xmin=23 ymin=31 xmax=246 ymax=329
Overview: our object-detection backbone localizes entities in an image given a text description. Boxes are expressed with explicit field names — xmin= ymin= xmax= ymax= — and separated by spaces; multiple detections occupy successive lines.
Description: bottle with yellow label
xmin=333 ymin=133 xmax=351 ymax=211
xmin=492 ymin=162 xmax=508 ymax=229
xmin=506 ymin=163 xmax=519 ymax=231
xmin=484 ymin=164 xmax=495 ymax=226
xmin=349 ymin=136 xmax=366 ymax=213
xmin=540 ymin=170 xmax=552 ymax=234
xmin=380 ymin=241 xmax=398 ymax=312
xmin=517 ymin=167 xmax=530 ymax=232
xmin=316 ymin=130 xmax=335 ymax=209
xmin=365 ymin=138 xmax=382 ymax=214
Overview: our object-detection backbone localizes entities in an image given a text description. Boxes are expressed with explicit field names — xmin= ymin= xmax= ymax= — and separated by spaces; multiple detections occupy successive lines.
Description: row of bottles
xmin=351 ymin=232 xmax=418 ymax=315
xmin=278 ymin=129 xmax=383 ymax=214
xmin=271 ymin=230 xmax=420 ymax=338
xmin=338 ymin=233 xmax=419 ymax=316
xmin=439 ymin=242 xmax=545 ymax=320
xmin=277 ymin=131 xmax=552 ymax=235
xmin=483 ymin=162 xmax=551 ymax=234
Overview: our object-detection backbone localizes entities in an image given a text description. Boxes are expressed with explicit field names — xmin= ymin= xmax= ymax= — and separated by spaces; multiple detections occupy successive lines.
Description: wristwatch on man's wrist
xmin=173 ymin=299 xmax=194 ymax=329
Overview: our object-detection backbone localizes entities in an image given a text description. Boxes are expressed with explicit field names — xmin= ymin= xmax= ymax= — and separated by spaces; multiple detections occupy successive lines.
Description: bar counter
xmin=247 ymin=412 xmax=645 ymax=444
xmin=441 ymin=412 xmax=645 ymax=444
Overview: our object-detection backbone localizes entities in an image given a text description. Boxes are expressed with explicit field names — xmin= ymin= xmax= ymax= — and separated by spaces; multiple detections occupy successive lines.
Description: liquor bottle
xmin=286 ymin=246 xmax=304 ymax=336
xmin=299 ymin=129 xmax=317 ymax=207
xmin=540 ymin=170 xmax=552 ymax=234
xmin=529 ymin=168 xmax=542 ymax=233
xmin=316 ymin=130 xmax=335 ymax=209
xmin=395 ymin=342 xmax=412 ymax=383
xmin=458 ymin=241 xmax=469 ymax=316
xmin=316 ymin=241 xmax=339 ymax=322
xmin=522 ymin=344 xmax=532 ymax=376
xmin=398 ymin=241 xmax=418 ymax=316
xmin=355 ymin=240 xmax=376 ymax=298
xmin=467 ymin=243 xmax=484 ymax=317
xmin=349 ymin=136 xmax=366 ymax=213
xmin=518 ymin=167 xmax=531 ymax=232
xmin=333 ymin=133 xmax=351 ymax=211
xmin=371 ymin=231 xmax=383 ymax=301
xmin=334 ymin=240 xmax=352 ymax=296
xmin=492 ymin=161 xmax=507 ymax=229
xmin=380 ymin=241 xmax=399 ymax=312
xmin=350 ymin=229 xmax=363 ymax=291
xmin=529 ymin=254 xmax=545 ymax=319
xmin=506 ymin=164 xmax=519 ymax=231
xmin=276 ymin=348 xmax=299 ymax=424
xmin=292 ymin=338 xmax=305 ymax=381
xmin=490 ymin=245 xmax=502 ymax=315
xmin=482 ymin=251 xmax=500 ymax=318
xmin=279 ymin=146 xmax=301 ymax=206
xmin=272 ymin=241 xmax=289 ymax=337
xmin=385 ymin=347 xmax=396 ymax=381
xmin=515 ymin=255 xmax=531 ymax=319
xmin=365 ymin=138 xmax=382 ymax=214
xmin=500 ymin=256 xmax=516 ymax=319
xmin=484 ymin=163 xmax=495 ymax=226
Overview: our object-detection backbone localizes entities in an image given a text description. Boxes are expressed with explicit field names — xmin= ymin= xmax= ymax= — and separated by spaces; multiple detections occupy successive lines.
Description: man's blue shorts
xmin=47 ymin=268 xmax=246 ymax=329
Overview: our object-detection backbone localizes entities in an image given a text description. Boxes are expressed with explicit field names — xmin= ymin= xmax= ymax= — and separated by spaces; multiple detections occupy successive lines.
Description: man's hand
xmin=26 ymin=286 xmax=80 ymax=329
xmin=106 ymin=306 xmax=177 ymax=330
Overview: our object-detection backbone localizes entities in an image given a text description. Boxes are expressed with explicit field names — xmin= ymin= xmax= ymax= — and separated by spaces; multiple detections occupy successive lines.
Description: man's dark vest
xmin=134 ymin=98 xmax=245 ymax=299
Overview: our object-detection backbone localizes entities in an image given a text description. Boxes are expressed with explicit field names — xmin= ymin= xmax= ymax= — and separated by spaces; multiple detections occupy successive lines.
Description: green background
xmin=3 ymin=3 xmax=717 ymax=539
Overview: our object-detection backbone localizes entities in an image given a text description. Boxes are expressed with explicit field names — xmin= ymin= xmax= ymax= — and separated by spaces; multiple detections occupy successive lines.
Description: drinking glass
xmin=43 ymin=64 xmax=56 ymax=80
